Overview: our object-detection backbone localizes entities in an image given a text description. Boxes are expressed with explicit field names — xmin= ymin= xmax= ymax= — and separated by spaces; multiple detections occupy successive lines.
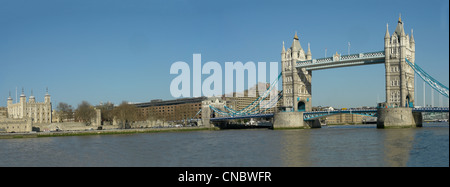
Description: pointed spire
xmin=385 ymin=23 xmax=390 ymax=38
xmin=29 ymin=89 xmax=35 ymax=100
xmin=20 ymin=87 xmax=25 ymax=97
xmin=410 ymin=29 xmax=415 ymax=43
xmin=8 ymin=91 xmax=12 ymax=100
xmin=291 ymin=31 xmax=302 ymax=51
xmin=282 ymin=41 xmax=285 ymax=53
xmin=45 ymin=87 xmax=50 ymax=96
xmin=398 ymin=13 xmax=402 ymax=23
xmin=307 ymin=42 xmax=311 ymax=55
xmin=394 ymin=14 xmax=405 ymax=37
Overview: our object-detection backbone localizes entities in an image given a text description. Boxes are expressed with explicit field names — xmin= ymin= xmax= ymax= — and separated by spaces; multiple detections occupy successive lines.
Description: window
xmin=391 ymin=78 xmax=400 ymax=86
xmin=391 ymin=66 xmax=399 ymax=72
xmin=390 ymin=91 xmax=400 ymax=103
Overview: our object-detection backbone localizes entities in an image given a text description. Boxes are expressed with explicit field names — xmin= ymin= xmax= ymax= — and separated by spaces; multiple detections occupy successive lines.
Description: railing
xmin=413 ymin=107 xmax=449 ymax=112
xmin=303 ymin=109 xmax=378 ymax=120
xmin=296 ymin=51 xmax=385 ymax=68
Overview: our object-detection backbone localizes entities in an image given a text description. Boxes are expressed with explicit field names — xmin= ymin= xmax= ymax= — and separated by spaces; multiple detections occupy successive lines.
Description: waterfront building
xmin=7 ymin=88 xmax=52 ymax=123
xmin=135 ymin=82 xmax=281 ymax=123
xmin=135 ymin=97 xmax=205 ymax=122
xmin=325 ymin=113 xmax=365 ymax=125
xmin=222 ymin=82 xmax=283 ymax=114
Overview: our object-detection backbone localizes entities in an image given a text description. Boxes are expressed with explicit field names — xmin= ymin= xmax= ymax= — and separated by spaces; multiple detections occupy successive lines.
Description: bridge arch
xmin=298 ymin=101 xmax=306 ymax=112
xmin=406 ymin=94 xmax=412 ymax=108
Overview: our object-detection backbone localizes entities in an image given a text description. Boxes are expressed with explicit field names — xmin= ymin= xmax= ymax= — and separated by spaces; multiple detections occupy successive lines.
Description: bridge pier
xmin=377 ymin=107 xmax=422 ymax=128
xmin=305 ymin=119 xmax=323 ymax=128
xmin=273 ymin=112 xmax=305 ymax=129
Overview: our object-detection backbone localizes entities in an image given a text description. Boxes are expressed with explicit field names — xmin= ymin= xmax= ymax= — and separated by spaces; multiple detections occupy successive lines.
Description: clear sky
xmin=0 ymin=0 xmax=448 ymax=108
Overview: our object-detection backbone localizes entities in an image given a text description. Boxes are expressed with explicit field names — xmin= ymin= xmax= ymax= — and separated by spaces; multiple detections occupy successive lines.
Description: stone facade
xmin=201 ymin=97 xmax=226 ymax=127
xmin=281 ymin=33 xmax=312 ymax=112
xmin=384 ymin=16 xmax=415 ymax=108
xmin=377 ymin=108 xmax=421 ymax=128
xmin=273 ymin=111 xmax=304 ymax=129
xmin=7 ymin=89 xmax=52 ymax=123
xmin=0 ymin=118 xmax=32 ymax=133
xmin=0 ymin=107 xmax=6 ymax=118
xmin=326 ymin=113 xmax=365 ymax=125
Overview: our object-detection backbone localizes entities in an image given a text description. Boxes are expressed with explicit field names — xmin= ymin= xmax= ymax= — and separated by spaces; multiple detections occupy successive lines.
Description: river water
xmin=0 ymin=123 xmax=448 ymax=167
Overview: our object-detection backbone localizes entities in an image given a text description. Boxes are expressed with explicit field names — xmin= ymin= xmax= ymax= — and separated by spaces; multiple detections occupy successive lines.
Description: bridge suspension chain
xmin=209 ymin=73 xmax=283 ymax=116
xmin=405 ymin=58 xmax=449 ymax=98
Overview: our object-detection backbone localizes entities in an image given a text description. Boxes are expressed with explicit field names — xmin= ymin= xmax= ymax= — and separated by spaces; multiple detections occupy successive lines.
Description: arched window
xmin=298 ymin=101 xmax=306 ymax=112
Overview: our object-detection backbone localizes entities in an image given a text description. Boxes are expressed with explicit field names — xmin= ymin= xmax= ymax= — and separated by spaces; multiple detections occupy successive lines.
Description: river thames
xmin=0 ymin=123 xmax=448 ymax=167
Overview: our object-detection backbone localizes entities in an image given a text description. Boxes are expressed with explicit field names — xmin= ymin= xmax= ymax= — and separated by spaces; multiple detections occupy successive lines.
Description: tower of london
xmin=7 ymin=88 xmax=52 ymax=123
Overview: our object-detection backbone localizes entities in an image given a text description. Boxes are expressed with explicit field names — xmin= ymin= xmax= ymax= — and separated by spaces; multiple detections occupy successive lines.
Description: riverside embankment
xmin=0 ymin=126 xmax=216 ymax=139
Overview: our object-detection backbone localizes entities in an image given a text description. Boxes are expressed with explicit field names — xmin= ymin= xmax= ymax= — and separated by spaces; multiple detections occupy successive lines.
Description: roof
xmin=134 ymin=96 xmax=207 ymax=108
xmin=394 ymin=15 xmax=405 ymax=36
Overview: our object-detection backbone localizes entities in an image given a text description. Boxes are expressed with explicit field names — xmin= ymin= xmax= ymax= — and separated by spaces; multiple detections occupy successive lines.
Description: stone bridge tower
xmin=281 ymin=32 xmax=312 ymax=112
xmin=384 ymin=15 xmax=415 ymax=108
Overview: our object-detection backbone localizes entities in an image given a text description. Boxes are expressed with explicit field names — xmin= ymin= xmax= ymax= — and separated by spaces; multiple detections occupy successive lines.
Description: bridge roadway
xmin=209 ymin=107 xmax=449 ymax=122
xmin=296 ymin=51 xmax=385 ymax=71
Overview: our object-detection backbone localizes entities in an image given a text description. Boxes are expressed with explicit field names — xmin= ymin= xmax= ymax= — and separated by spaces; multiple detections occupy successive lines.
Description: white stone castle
xmin=7 ymin=88 xmax=52 ymax=123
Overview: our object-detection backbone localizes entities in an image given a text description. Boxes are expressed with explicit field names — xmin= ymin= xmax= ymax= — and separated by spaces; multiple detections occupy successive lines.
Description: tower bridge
xmin=280 ymin=16 xmax=417 ymax=113
xmin=207 ymin=16 xmax=449 ymax=129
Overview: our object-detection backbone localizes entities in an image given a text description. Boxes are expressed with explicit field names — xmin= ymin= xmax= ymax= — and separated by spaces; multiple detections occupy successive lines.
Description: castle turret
xmin=7 ymin=91 xmax=13 ymax=106
xmin=20 ymin=88 xmax=26 ymax=103
xmin=44 ymin=87 xmax=51 ymax=103
xmin=29 ymin=89 xmax=35 ymax=103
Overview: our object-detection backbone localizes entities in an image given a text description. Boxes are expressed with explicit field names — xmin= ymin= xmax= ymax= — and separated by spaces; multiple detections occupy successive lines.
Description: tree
xmin=97 ymin=102 xmax=114 ymax=125
xmin=56 ymin=102 xmax=74 ymax=122
xmin=112 ymin=101 xmax=145 ymax=129
xmin=75 ymin=101 xmax=96 ymax=126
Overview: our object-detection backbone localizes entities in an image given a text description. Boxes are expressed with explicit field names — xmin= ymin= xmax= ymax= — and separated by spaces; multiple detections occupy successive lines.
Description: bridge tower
xmin=281 ymin=32 xmax=312 ymax=112
xmin=378 ymin=16 xmax=421 ymax=128
xmin=384 ymin=15 xmax=415 ymax=108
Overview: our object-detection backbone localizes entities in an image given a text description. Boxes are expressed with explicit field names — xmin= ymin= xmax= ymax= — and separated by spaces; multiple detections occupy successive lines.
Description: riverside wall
xmin=0 ymin=118 xmax=32 ymax=133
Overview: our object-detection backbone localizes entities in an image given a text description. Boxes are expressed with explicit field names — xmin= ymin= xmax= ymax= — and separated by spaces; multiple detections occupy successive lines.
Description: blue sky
xmin=0 ymin=0 xmax=448 ymax=108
